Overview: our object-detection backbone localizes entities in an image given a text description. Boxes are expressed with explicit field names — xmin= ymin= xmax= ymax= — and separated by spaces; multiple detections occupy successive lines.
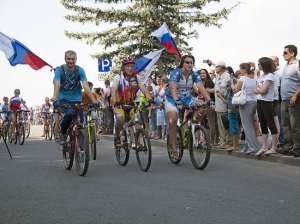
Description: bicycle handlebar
xmin=117 ymin=103 xmax=151 ymax=111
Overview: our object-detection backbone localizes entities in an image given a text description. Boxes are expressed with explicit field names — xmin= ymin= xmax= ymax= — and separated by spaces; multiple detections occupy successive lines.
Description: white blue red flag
xmin=134 ymin=49 xmax=164 ymax=83
xmin=150 ymin=22 xmax=181 ymax=59
xmin=0 ymin=32 xmax=52 ymax=70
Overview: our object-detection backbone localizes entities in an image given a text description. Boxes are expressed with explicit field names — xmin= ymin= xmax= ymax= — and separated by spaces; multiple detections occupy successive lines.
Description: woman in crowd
xmin=41 ymin=97 xmax=52 ymax=137
xmin=254 ymin=57 xmax=278 ymax=155
xmin=232 ymin=63 xmax=259 ymax=154
xmin=198 ymin=69 xmax=219 ymax=146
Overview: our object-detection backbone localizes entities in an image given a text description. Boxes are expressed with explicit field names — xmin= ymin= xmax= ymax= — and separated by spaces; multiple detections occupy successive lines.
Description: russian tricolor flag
xmin=150 ymin=22 xmax=181 ymax=59
xmin=0 ymin=32 xmax=52 ymax=70
xmin=134 ymin=49 xmax=164 ymax=83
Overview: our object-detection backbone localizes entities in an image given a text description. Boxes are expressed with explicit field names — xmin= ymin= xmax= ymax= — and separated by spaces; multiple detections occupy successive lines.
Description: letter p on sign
xmin=98 ymin=59 xmax=112 ymax=72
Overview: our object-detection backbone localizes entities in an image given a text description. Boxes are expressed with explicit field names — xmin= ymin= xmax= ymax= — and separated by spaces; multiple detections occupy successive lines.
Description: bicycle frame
xmin=120 ymin=104 xmax=147 ymax=149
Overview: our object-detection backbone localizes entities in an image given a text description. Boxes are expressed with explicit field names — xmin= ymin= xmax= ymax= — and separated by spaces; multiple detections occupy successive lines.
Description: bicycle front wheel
xmin=18 ymin=123 xmax=25 ymax=145
xmin=89 ymin=125 xmax=97 ymax=160
xmin=115 ymin=129 xmax=129 ymax=166
xmin=47 ymin=118 xmax=53 ymax=140
xmin=189 ymin=124 xmax=211 ymax=170
xmin=135 ymin=129 xmax=152 ymax=172
xmin=75 ymin=129 xmax=89 ymax=176
xmin=25 ymin=122 xmax=30 ymax=138
xmin=167 ymin=126 xmax=184 ymax=164
xmin=62 ymin=133 xmax=74 ymax=170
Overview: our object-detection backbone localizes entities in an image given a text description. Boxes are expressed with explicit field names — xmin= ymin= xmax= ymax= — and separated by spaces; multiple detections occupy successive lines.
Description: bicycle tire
xmin=135 ymin=128 xmax=152 ymax=172
xmin=75 ymin=129 xmax=89 ymax=176
xmin=62 ymin=133 xmax=74 ymax=170
xmin=115 ymin=128 xmax=130 ymax=166
xmin=89 ymin=125 xmax=97 ymax=160
xmin=8 ymin=128 xmax=12 ymax=143
xmin=47 ymin=118 xmax=53 ymax=140
xmin=25 ymin=123 xmax=30 ymax=138
xmin=167 ymin=126 xmax=184 ymax=164
xmin=18 ymin=123 xmax=25 ymax=145
xmin=189 ymin=124 xmax=211 ymax=170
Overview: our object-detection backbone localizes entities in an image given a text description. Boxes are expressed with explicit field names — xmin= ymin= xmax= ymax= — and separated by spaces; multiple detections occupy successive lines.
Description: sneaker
xmin=11 ymin=133 xmax=15 ymax=140
xmin=57 ymin=134 xmax=66 ymax=145
xmin=55 ymin=133 xmax=59 ymax=141
xmin=114 ymin=137 xmax=122 ymax=148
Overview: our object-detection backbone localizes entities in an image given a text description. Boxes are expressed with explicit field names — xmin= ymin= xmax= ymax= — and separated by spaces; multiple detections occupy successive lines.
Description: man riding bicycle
xmin=51 ymin=50 xmax=100 ymax=145
xmin=111 ymin=56 xmax=153 ymax=148
xmin=165 ymin=55 xmax=215 ymax=160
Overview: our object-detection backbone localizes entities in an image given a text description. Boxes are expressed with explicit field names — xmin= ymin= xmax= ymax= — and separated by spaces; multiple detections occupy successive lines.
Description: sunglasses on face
xmin=184 ymin=61 xmax=194 ymax=65
xmin=15 ymin=92 xmax=20 ymax=94
xmin=283 ymin=51 xmax=288 ymax=55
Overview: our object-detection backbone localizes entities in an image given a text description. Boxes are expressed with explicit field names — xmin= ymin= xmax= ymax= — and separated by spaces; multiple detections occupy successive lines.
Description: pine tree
xmin=61 ymin=0 xmax=240 ymax=80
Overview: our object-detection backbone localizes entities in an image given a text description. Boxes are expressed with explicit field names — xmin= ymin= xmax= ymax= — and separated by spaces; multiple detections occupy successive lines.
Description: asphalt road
xmin=0 ymin=125 xmax=300 ymax=224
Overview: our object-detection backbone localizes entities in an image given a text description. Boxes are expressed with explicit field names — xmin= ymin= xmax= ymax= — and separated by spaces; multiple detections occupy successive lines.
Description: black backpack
xmin=56 ymin=65 xmax=81 ymax=90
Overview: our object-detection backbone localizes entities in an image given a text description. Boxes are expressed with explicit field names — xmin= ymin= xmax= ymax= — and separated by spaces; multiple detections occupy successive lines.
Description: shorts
xmin=273 ymin=100 xmax=278 ymax=117
xmin=228 ymin=113 xmax=240 ymax=135
xmin=141 ymin=109 xmax=149 ymax=123
xmin=165 ymin=95 xmax=198 ymax=113
xmin=114 ymin=104 xmax=136 ymax=119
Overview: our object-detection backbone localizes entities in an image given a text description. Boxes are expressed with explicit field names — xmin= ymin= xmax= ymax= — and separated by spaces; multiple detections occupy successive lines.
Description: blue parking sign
xmin=98 ymin=59 xmax=112 ymax=72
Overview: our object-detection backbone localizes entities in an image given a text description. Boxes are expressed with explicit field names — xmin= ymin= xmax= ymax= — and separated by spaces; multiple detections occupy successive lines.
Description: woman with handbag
xmin=232 ymin=63 xmax=259 ymax=154
xmin=254 ymin=57 xmax=278 ymax=155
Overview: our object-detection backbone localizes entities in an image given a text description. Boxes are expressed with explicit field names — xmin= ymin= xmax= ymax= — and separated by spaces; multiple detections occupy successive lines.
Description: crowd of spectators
xmin=100 ymin=44 xmax=300 ymax=157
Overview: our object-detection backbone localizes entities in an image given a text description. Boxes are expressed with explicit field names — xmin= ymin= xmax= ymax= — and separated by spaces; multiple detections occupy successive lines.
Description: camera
xmin=203 ymin=59 xmax=211 ymax=67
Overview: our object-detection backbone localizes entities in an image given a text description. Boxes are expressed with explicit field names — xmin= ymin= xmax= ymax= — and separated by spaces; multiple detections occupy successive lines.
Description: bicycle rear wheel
xmin=18 ymin=123 xmax=25 ymax=145
xmin=62 ymin=133 xmax=74 ymax=170
xmin=167 ymin=126 xmax=184 ymax=164
xmin=89 ymin=125 xmax=97 ymax=160
xmin=189 ymin=124 xmax=211 ymax=170
xmin=75 ymin=129 xmax=89 ymax=176
xmin=135 ymin=129 xmax=152 ymax=171
xmin=115 ymin=129 xmax=129 ymax=166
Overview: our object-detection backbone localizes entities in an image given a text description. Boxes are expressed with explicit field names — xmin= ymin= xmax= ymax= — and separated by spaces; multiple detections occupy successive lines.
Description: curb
xmin=100 ymin=135 xmax=300 ymax=167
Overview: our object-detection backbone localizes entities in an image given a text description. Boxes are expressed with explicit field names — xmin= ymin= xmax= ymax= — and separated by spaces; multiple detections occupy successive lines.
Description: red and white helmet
xmin=122 ymin=56 xmax=135 ymax=66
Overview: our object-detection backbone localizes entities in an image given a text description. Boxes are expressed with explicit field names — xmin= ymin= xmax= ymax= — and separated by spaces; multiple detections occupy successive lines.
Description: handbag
xmin=232 ymin=82 xmax=246 ymax=105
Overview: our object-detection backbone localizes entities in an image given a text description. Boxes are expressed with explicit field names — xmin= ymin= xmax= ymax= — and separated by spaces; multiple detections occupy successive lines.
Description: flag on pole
xmin=0 ymin=32 xmax=53 ymax=70
xmin=150 ymin=22 xmax=181 ymax=59
xmin=134 ymin=48 xmax=164 ymax=83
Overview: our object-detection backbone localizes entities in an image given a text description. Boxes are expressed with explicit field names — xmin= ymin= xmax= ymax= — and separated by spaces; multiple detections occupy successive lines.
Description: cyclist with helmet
xmin=111 ymin=56 xmax=153 ymax=148
xmin=165 ymin=55 xmax=215 ymax=160
xmin=51 ymin=50 xmax=100 ymax=145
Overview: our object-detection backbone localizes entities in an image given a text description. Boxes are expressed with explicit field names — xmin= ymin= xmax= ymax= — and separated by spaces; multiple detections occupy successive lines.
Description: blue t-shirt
xmin=166 ymin=68 xmax=202 ymax=99
xmin=53 ymin=65 xmax=87 ymax=102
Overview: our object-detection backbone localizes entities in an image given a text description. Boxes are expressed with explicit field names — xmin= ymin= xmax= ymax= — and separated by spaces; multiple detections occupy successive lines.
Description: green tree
xmin=61 ymin=0 xmax=240 ymax=80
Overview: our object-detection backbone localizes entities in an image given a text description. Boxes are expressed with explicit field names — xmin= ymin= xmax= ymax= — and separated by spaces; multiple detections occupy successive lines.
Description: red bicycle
xmin=60 ymin=103 xmax=89 ymax=176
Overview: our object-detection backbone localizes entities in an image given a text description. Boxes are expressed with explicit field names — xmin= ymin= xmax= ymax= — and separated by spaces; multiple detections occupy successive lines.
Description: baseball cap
xmin=215 ymin=61 xmax=226 ymax=68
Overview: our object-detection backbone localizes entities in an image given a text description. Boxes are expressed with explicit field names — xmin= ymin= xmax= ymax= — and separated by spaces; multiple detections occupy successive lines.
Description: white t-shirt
xmin=215 ymin=72 xmax=230 ymax=112
xmin=273 ymin=71 xmax=280 ymax=100
xmin=257 ymin=73 xmax=275 ymax=101
xmin=239 ymin=76 xmax=257 ymax=102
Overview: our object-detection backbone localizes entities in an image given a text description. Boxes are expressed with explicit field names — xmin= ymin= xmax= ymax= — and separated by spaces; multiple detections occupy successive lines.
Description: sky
xmin=0 ymin=0 xmax=299 ymax=107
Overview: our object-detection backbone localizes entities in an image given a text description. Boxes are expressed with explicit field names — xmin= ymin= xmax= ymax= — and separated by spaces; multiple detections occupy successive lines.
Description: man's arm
xmin=52 ymin=81 xmax=60 ymax=101
xmin=290 ymin=86 xmax=300 ymax=106
xmin=139 ymin=84 xmax=152 ymax=100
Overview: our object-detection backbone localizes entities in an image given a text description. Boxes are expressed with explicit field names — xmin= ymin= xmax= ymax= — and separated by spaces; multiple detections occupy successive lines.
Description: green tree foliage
xmin=61 ymin=0 xmax=240 ymax=80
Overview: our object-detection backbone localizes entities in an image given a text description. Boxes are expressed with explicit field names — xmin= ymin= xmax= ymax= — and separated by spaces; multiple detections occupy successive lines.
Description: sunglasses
xmin=283 ymin=51 xmax=288 ymax=55
xmin=184 ymin=61 xmax=194 ymax=65
xmin=209 ymin=73 xmax=212 ymax=74
xmin=15 ymin=92 xmax=20 ymax=94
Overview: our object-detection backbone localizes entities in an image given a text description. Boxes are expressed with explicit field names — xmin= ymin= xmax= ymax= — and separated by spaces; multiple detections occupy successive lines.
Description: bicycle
xmin=115 ymin=103 xmax=152 ymax=172
xmin=0 ymin=111 xmax=12 ymax=141
xmin=8 ymin=110 xmax=30 ymax=145
xmin=24 ymin=115 xmax=31 ymax=138
xmin=167 ymin=104 xmax=211 ymax=170
xmin=59 ymin=103 xmax=89 ymax=176
xmin=42 ymin=112 xmax=53 ymax=140
xmin=84 ymin=105 xmax=98 ymax=160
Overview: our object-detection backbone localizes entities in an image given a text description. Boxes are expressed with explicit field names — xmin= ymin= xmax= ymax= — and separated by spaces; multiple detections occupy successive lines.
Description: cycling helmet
xmin=122 ymin=56 xmax=135 ymax=66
